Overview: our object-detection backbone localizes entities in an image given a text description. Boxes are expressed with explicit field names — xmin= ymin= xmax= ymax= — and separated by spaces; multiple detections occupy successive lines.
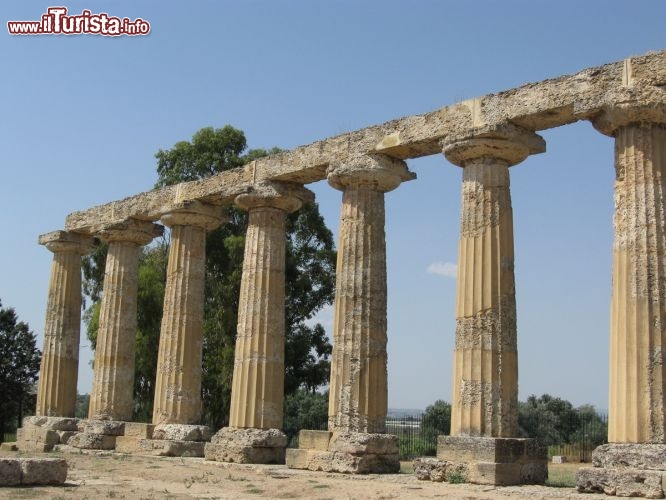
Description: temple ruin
xmin=22 ymin=50 xmax=666 ymax=495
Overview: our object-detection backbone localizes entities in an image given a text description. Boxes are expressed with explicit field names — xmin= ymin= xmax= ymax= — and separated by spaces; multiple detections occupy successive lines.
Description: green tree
xmin=283 ymin=390 xmax=328 ymax=444
xmin=422 ymin=400 xmax=451 ymax=438
xmin=0 ymin=300 xmax=41 ymax=437
xmin=83 ymin=126 xmax=336 ymax=428
xmin=518 ymin=394 xmax=581 ymax=445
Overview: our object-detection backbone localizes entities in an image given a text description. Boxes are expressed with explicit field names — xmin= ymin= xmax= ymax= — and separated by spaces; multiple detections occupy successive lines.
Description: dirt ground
xmin=0 ymin=450 xmax=608 ymax=500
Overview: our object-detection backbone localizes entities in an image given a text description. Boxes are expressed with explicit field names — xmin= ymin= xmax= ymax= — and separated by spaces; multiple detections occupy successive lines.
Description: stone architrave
xmin=436 ymin=127 xmax=548 ymax=486
xmin=443 ymin=127 xmax=544 ymax=438
xmin=152 ymin=202 xmax=226 ymax=427
xmin=36 ymin=231 xmax=95 ymax=417
xmin=205 ymin=182 xmax=313 ymax=465
xmin=88 ymin=219 xmax=163 ymax=421
xmin=593 ymin=107 xmax=666 ymax=445
xmin=326 ymin=155 xmax=413 ymax=435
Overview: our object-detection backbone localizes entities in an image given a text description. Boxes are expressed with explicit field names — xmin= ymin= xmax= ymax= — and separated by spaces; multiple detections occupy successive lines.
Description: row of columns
xmin=36 ymin=105 xmax=666 ymax=451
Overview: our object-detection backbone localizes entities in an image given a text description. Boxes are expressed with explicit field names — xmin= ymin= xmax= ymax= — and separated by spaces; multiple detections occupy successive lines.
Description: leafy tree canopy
xmin=0 ymin=300 xmax=41 ymax=436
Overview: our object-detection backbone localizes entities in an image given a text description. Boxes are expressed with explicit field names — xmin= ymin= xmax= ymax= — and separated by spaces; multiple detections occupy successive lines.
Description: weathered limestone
xmin=443 ymin=126 xmax=544 ymax=438
xmin=593 ymin=110 xmax=666 ymax=444
xmin=287 ymin=156 xmax=413 ymax=474
xmin=0 ymin=458 xmax=67 ymax=486
xmin=88 ymin=219 xmax=163 ymax=421
xmin=207 ymin=182 xmax=312 ymax=464
xmin=36 ymin=231 xmax=95 ymax=417
xmin=15 ymin=416 xmax=79 ymax=452
xmin=326 ymin=155 xmax=414 ymax=435
xmin=152 ymin=201 xmax=225 ymax=426
xmin=577 ymin=106 xmax=666 ymax=497
xmin=435 ymin=127 xmax=547 ymax=486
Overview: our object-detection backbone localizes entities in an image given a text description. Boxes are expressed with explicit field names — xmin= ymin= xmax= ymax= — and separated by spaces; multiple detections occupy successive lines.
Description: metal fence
xmin=287 ymin=411 xmax=608 ymax=461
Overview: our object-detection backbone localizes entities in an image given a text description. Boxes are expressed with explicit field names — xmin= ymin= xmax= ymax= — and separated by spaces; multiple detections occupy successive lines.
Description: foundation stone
xmin=0 ymin=458 xmax=67 ymax=486
xmin=204 ymin=427 xmax=287 ymax=464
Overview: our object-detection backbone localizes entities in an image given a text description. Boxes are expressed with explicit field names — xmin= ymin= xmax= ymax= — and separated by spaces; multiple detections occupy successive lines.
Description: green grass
xmin=546 ymin=466 xmax=577 ymax=488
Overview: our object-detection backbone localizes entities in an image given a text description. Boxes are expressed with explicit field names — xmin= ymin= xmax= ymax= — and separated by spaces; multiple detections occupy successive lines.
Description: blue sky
xmin=1 ymin=1 xmax=664 ymax=412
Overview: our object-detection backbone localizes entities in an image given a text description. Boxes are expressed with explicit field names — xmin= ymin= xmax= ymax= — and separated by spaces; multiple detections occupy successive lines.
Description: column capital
xmin=39 ymin=230 xmax=96 ymax=255
xmin=97 ymin=219 xmax=163 ymax=245
xmin=327 ymin=154 xmax=415 ymax=193
xmin=235 ymin=181 xmax=313 ymax=213
xmin=591 ymin=103 xmax=666 ymax=137
xmin=442 ymin=124 xmax=545 ymax=168
xmin=160 ymin=200 xmax=227 ymax=230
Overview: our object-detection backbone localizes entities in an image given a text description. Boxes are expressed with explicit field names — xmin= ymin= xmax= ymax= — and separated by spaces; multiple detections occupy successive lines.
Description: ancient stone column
xmin=88 ymin=219 xmax=162 ymax=421
xmin=36 ymin=231 xmax=95 ymax=417
xmin=326 ymin=156 xmax=412 ymax=436
xmin=152 ymin=202 xmax=225 ymax=427
xmin=437 ymin=127 xmax=548 ymax=486
xmin=443 ymin=131 xmax=543 ymax=438
xmin=593 ymin=107 xmax=666 ymax=444
xmin=205 ymin=182 xmax=313 ymax=464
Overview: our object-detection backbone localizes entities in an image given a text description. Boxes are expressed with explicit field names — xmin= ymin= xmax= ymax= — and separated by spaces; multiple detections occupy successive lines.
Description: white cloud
xmin=427 ymin=261 xmax=457 ymax=278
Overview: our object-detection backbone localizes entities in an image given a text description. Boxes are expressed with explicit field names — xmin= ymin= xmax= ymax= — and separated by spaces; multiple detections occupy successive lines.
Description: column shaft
xmin=152 ymin=225 xmax=206 ymax=424
xmin=229 ymin=207 xmax=287 ymax=429
xmin=609 ymin=124 xmax=666 ymax=443
xmin=88 ymin=242 xmax=141 ymax=420
xmin=328 ymin=187 xmax=389 ymax=434
xmin=451 ymin=160 xmax=518 ymax=437
xmin=36 ymin=233 xmax=93 ymax=417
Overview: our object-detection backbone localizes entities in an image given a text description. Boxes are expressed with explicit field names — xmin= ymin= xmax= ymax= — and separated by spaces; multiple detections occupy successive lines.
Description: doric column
xmin=228 ymin=182 xmax=313 ymax=430
xmin=326 ymin=156 xmax=413 ymax=434
xmin=152 ymin=202 xmax=225 ymax=425
xmin=593 ymin=106 xmax=666 ymax=443
xmin=443 ymin=127 xmax=545 ymax=438
xmin=88 ymin=219 xmax=162 ymax=421
xmin=36 ymin=231 xmax=95 ymax=417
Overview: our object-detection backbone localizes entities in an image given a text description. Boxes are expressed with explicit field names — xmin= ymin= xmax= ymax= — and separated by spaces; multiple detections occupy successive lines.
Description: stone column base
xmin=114 ymin=423 xmax=209 ymax=457
xmin=15 ymin=416 xmax=80 ymax=452
xmin=577 ymin=443 xmax=666 ymax=498
xmin=67 ymin=419 xmax=126 ymax=450
xmin=436 ymin=436 xmax=548 ymax=485
xmin=204 ymin=427 xmax=287 ymax=464
xmin=285 ymin=430 xmax=400 ymax=474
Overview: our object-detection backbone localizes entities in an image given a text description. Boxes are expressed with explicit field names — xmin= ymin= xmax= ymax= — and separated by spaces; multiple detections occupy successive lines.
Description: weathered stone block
xmin=84 ymin=419 xmax=125 ymax=436
xmin=0 ymin=442 xmax=17 ymax=452
xmin=285 ymin=448 xmax=310 ymax=469
xmin=0 ymin=459 xmax=21 ymax=486
xmin=123 ymin=422 xmax=154 ymax=439
xmin=20 ymin=458 xmax=68 ymax=485
xmin=593 ymin=443 xmax=666 ymax=470
xmin=153 ymin=424 xmax=211 ymax=442
xmin=298 ymin=430 xmax=331 ymax=451
xmin=329 ymin=432 xmax=398 ymax=456
xmin=205 ymin=442 xmax=285 ymax=464
xmin=114 ymin=436 xmax=142 ymax=454
xmin=21 ymin=416 xmax=78 ymax=431
xmin=413 ymin=457 xmax=448 ymax=482
xmin=161 ymin=440 xmax=205 ymax=457
xmin=68 ymin=432 xmax=116 ymax=450
xmin=577 ymin=466 xmax=665 ymax=498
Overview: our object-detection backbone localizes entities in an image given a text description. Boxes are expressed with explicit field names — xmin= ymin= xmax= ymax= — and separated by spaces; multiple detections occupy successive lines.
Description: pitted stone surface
xmin=152 ymin=424 xmax=211 ymax=442
xmin=285 ymin=449 xmax=400 ymax=474
xmin=115 ymin=437 xmax=205 ymax=457
xmin=205 ymin=427 xmax=287 ymax=464
xmin=23 ymin=416 xmax=79 ymax=431
xmin=577 ymin=466 xmax=665 ymax=498
xmin=413 ymin=457 xmax=468 ymax=483
xmin=593 ymin=443 xmax=666 ymax=470
xmin=328 ymin=432 xmax=398 ymax=456
xmin=83 ymin=420 xmax=125 ymax=436
xmin=68 ymin=432 xmax=116 ymax=450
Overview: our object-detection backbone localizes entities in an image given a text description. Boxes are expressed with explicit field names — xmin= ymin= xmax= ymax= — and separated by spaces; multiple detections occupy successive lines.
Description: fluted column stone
xmin=443 ymin=130 xmax=544 ymax=438
xmin=326 ymin=156 xmax=413 ymax=434
xmin=88 ymin=219 xmax=162 ymax=421
xmin=152 ymin=202 xmax=225 ymax=426
xmin=36 ymin=231 xmax=95 ymax=417
xmin=228 ymin=182 xmax=313 ymax=430
xmin=593 ymin=107 xmax=666 ymax=444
